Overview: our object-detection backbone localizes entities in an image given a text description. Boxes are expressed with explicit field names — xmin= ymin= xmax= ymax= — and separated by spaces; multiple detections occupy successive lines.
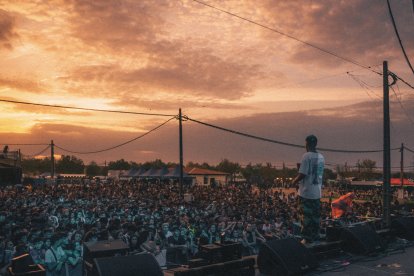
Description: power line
xmin=22 ymin=145 xmax=51 ymax=158
xmin=186 ymin=116 xmax=399 ymax=153
xmin=405 ymin=146 xmax=414 ymax=153
xmin=54 ymin=116 xmax=176 ymax=154
xmin=0 ymin=143 xmax=49 ymax=146
xmin=0 ymin=99 xmax=176 ymax=117
xmin=387 ymin=0 xmax=414 ymax=76
xmin=390 ymin=85 xmax=414 ymax=126
xmin=347 ymin=73 xmax=382 ymax=101
xmin=393 ymin=73 xmax=414 ymax=89
xmin=278 ymin=65 xmax=382 ymax=90
xmin=191 ymin=0 xmax=382 ymax=76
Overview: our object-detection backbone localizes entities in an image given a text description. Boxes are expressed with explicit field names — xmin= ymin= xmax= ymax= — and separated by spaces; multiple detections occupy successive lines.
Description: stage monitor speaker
xmin=9 ymin=254 xmax=45 ymax=276
xmin=199 ymin=242 xmax=242 ymax=264
xmin=391 ymin=217 xmax=414 ymax=240
xmin=11 ymin=253 xmax=34 ymax=274
xmin=257 ymin=238 xmax=318 ymax=275
xmin=8 ymin=265 xmax=45 ymax=276
xmin=84 ymin=240 xmax=128 ymax=263
xmin=94 ymin=253 xmax=163 ymax=276
xmin=340 ymin=224 xmax=383 ymax=255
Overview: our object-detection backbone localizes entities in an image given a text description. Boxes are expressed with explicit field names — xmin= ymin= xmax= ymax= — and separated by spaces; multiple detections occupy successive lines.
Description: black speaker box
xmin=83 ymin=240 xmax=129 ymax=263
xmin=326 ymin=225 xmax=344 ymax=242
xmin=8 ymin=265 xmax=45 ymax=276
xmin=257 ymin=238 xmax=318 ymax=275
xmin=188 ymin=258 xmax=209 ymax=268
xmin=94 ymin=253 xmax=163 ymax=276
xmin=10 ymin=253 xmax=35 ymax=274
xmin=340 ymin=224 xmax=383 ymax=254
xmin=198 ymin=242 xmax=242 ymax=264
xmin=391 ymin=216 xmax=414 ymax=240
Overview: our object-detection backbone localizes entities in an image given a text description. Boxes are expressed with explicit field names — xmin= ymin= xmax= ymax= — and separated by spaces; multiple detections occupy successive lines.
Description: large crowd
xmin=0 ymin=180 xmax=411 ymax=275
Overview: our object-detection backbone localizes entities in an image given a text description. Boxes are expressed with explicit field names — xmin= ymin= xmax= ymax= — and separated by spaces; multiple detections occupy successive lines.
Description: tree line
xmin=21 ymin=156 xmax=409 ymax=182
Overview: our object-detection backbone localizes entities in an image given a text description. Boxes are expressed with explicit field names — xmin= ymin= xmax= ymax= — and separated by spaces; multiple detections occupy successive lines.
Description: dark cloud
xmin=0 ymin=9 xmax=18 ymax=49
xmin=259 ymin=0 xmax=414 ymax=68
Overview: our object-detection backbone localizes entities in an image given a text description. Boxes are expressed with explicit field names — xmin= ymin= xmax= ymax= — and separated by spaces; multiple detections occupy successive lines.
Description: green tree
xmin=142 ymin=159 xmax=166 ymax=169
xmin=166 ymin=161 xmax=179 ymax=167
xmin=241 ymin=163 xmax=262 ymax=184
xmin=258 ymin=163 xmax=277 ymax=184
xmin=21 ymin=157 xmax=51 ymax=175
xmin=107 ymin=159 xmax=131 ymax=170
xmin=357 ymin=159 xmax=377 ymax=180
xmin=186 ymin=161 xmax=212 ymax=169
xmin=85 ymin=161 xmax=101 ymax=176
xmin=56 ymin=155 xmax=84 ymax=174
xmin=215 ymin=159 xmax=241 ymax=182
xmin=129 ymin=161 xmax=140 ymax=169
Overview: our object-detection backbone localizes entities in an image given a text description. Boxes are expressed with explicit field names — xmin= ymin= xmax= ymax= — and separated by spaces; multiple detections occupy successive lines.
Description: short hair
xmin=306 ymin=135 xmax=318 ymax=147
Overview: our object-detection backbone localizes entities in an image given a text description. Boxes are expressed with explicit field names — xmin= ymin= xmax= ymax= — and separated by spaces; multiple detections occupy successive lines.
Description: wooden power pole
xmin=51 ymin=140 xmax=55 ymax=180
xmin=179 ymin=108 xmax=184 ymax=199
xmin=383 ymin=61 xmax=391 ymax=227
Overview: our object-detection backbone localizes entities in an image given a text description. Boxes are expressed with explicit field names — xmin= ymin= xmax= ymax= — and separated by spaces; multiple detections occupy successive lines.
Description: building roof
xmin=390 ymin=178 xmax=414 ymax=186
xmin=184 ymin=167 xmax=229 ymax=175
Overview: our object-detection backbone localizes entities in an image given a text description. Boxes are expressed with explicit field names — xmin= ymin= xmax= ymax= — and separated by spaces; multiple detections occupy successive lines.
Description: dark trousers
xmin=298 ymin=196 xmax=320 ymax=242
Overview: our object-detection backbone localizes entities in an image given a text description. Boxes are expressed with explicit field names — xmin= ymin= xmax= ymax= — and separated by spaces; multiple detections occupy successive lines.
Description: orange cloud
xmin=0 ymin=76 xmax=43 ymax=92
xmin=0 ymin=9 xmax=18 ymax=49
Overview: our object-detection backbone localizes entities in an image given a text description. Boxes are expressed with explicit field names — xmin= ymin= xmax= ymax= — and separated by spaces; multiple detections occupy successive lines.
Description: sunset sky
xmin=0 ymin=0 xmax=413 ymax=169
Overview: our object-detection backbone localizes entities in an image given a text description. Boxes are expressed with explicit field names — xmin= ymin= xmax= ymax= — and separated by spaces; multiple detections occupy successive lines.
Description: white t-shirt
xmin=298 ymin=151 xmax=325 ymax=199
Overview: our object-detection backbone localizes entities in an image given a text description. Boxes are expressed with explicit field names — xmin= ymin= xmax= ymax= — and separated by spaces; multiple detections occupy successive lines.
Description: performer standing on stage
xmin=292 ymin=135 xmax=325 ymax=245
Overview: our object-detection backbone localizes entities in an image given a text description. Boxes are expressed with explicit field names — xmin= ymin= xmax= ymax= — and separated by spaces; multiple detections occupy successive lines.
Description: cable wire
xmin=191 ymin=0 xmax=382 ymax=76
xmin=277 ymin=65 xmax=382 ymax=91
xmin=390 ymin=85 xmax=414 ymax=126
xmin=54 ymin=116 xmax=176 ymax=154
xmin=186 ymin=116 xmax=397 ymax=153
xmin=387 ymin=0 xmax=414 ymax=76
xmin=393 ymin=73 xmax=414 ymax=89
xmin=347 ymin=73 xmax=382 ymax=101
xmin=22 ymin=145 xmax=51 ymax=158
xmin=0 ymin=143 xmax=49 ymax=146
xmin=405 ymin=146 xmax=414 ymax=153
xmin=0 ymin=99 xmax=176 ymax=117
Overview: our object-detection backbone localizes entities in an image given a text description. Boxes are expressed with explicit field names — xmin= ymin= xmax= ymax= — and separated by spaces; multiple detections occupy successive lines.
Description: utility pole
xmin=51 ymin=140 xmax=55 ymax=179
xmin=179 ymin=108 xmax=184 ymax=199
xmin=383 ymin=61 xmax=391 ymax=227
xmin=400 ymin=143 xmax=404 ymax=187
xmin=398 ymin=143 xmax=405 ymax=200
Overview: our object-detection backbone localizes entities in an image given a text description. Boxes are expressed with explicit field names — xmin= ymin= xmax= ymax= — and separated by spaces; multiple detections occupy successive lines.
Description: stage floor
xmin=165 ymin=245 xmax=414 ymax=276
xmin=311 ymin=245 xmax=414 ymax=276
